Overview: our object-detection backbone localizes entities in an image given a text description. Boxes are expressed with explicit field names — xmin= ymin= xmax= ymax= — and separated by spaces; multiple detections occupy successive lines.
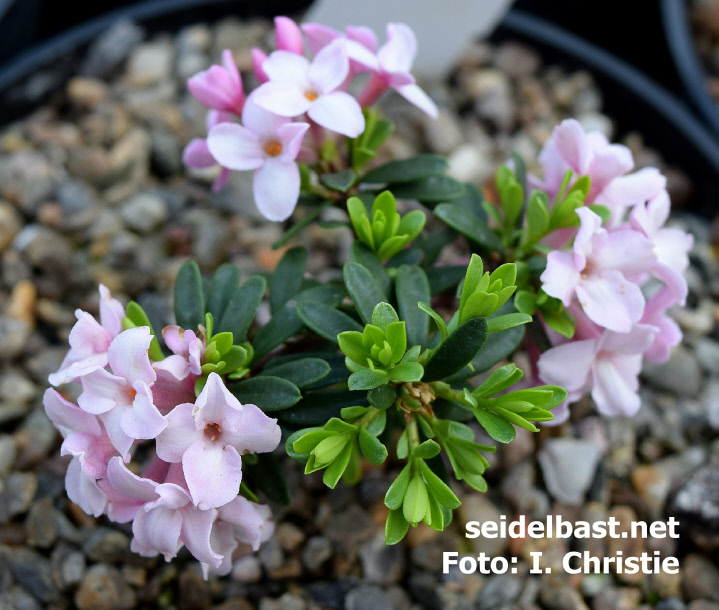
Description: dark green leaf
xmin=390 ymin=175 xmax=465 ymax=204
xmin=385 ymin=464 xmax=411 ymax=510
xmin=348 ymin=368 xmax=388 ymax=391
xmin=451 ymin=183 xmax=487 ymax=219
xmin=262 ymin=357 xmax=331 ymax=389
xmin=243 ymin=453 xmax=290 ymax=505
xmin=343 ymin=262 xmax=386 ymax=325
xmin=320 ymin=168 xmax=357 ymax=192
xmin=207 ymin=264 xmax=240 ymax=325
xmin=463 ymin=324 xmax=525 ymax=377
xmin=413 ymin=439 xmax=441 ymax=459
xmin=396 ymin=265 xmax=430 ymax=348
xmin=279 ymin=389 xmax=368 ymax=426
xmin=434 ymin=203 xmax=505 ymax=252
xmin=297 ymin=301 xmax=363 ymax=342
xmin=350 ymin=242 xmax=391 ymax=294
xmin=217 ymin=275 xmax=267 ymax=341
xmin=423 ymin=317 xmax=488 ymax=382
xmin=367 ymin=384 xmax=397 ymax=410
xmin=174 ymin=260 xmax=205 ymax=331
xmin=231 ymin=376 xmax=301 ymax=411
xmin=270 ymin=247 xmax=307 ymax=314
xmin=425 ymin=265 xmax=467 ymax=296
xmin=362 ymin=154 xmax=449 ymax=184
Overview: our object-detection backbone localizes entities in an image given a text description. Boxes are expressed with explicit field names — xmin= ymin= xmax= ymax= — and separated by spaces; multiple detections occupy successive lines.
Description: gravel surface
xmin=0 ymin=15 xmax=717 ymax=609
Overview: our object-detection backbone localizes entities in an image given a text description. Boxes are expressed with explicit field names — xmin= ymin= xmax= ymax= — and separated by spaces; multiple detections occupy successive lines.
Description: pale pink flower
xmin=538 ymin=324 xmax=656 ymax=418
xmin=251 ymin=48 xmax=269 ymax=83
xmin=49 ymin=284 xmax=124 ymax=386
xmin=534 ymin=119 xmax=633 ymax=203
xmin=207 ymin=96 xmax=309 ymax=221
xmin=354 ymin=23 xmax=438 ymax=118
xmin=188 ymin=50 xmax=245 ymax=115
xmin=541 ymin=207 xmax=655 ymax=333
xmin=107 ymin=458 xmax=221 ymax=566
xmin=163 ymin=326 xmax=204 ymax=376
xmin=77 ymin=327 xmax=166 ymax=460
xmin=182 ymin=110 xmax=234 ymax=192
xmin=155 ymin=373 xmax=281 ymax=510
xmin=301 ymin=22 xmax=379 ymax=73
xmin=253 ymin=41 xmax=365 ymax=137
xmin=274 ymin=16 xmax=304 ymax=54
xmin=202 ymin=497 xmax=275 ymax=577
xmin=639 ymin=286 xmax=683 ymax=363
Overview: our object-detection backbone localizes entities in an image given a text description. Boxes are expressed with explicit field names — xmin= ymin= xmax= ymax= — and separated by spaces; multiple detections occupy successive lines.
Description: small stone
xmin=51 ymin=545 xmax=86 ymax=588
xmin=538 ymin=439 xmax=601 ymax=505
xmin=493 ymin=42 xmax=540 ymax=77
xmin=359 ymin=532 xmax=406 ymax=585
xmin=25 ymin=497 xmax=60 ymax=548
xmin=0 ymin=435 xmax=16 ymax=476
xmin=607 ymin=506 xmax=645 ymax=585
xmin=258 ymin=537 xmax=284 ymax=571
xmin=345 ymin=585 xmax=393 ymax=610
xmin=67 ymin=77 xmax=108 ymax=108
xmin=592 ymin=586 xmax=641 ymax=610
xmin=82 ymin=527 xmax=131 ymax=562
xmin=120 ymin=192 xmax=168 ymax=234
xmin=275 ymin=522 xmax=305 ymax=552
xmin=0 ymin=201 xmax=22 ymax=252
xmin=258 ymin=592 xmax=307 ymax=610
xmin=2 ymin=585 xmax=41 ymax=610
xmin=302 ymin=536 xmax=332 ymax=572
xmin=458 ymin=495 xmax=509 ymax=556
xmin=232 ymin=555 xmax=262 ymax=582
xmin=447 ymin=143 xmax=492 ymax=183
xmin=57 ymin=179 xmax=100 ymax=231
xmin=683 ymin=554 xmax=719 ymax=601
xmin=75 ymin=564 xmax=136 ymax=609
xmin=13 ymin=409 xmax=57 ymax=468
xmin=0 ymin=472 xmax=37 ymax=523
xmin=12 ymin=225 xmax=73 ymax=270
xmin=0 ymin=152 xmax=63 ymax=213
xmin=82 ymin=20 xmax=144 ymax=78
xmin=4 ymin=280 xmax=37 ymax=328
xmin=540 ymin=576 xmax=589 ymax=609
xmin=127 ymin=41 xmax=174 ymax=87
xmin=325 ymin=505 xmax=377 ymax=551
xmin=8 ymin=548 xmax=61 ymax=604
xmin=671 ymin=465 xmax=719 ymax=552
xmin=476 ymin=574 xmax=524 ymax=609
xmin=642 ymin=346 xmax=702 ymax=398
xmin=0 ymin=317 xmax=31 ymax=360
xmin=631 ymin=464 xmax=673 ymax=517
xmin=424 ymin=108 xmax=465 ymax=154
xmin=704 ymin=380 xmax=719 ymax=430
xmin=178 ymin=566 xmax=210 ymax=609
xmin=696 ymin=338 xmax=719 ymax=375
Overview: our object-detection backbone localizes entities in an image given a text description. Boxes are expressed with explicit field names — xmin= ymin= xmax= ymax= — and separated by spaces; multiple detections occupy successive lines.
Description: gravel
xmin=0 ymin=14 xmax=715 ymax=609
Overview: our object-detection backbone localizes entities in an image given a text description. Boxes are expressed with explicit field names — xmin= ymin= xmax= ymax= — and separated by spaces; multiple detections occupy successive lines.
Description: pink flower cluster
xmin=533 ymin=120 xmax=693 ymax=421
xmin=43 ymin=286 xmax=281 ymax=576
xmin=183 ymin=17 xmax=437 ymax=222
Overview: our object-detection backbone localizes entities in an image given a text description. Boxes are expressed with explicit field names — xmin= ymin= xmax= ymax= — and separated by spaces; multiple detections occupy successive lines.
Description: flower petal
xmin=591 ymin=355 xmax=642 ymax=416
xmin=274 ymin=16 xmax=304 ymax=54
xmin=396 ymin=83 xmax=438 ymax=118
xmin=277 ymin=122 xmax=310 ymax=162
xmin=120 ymin=382 xmax=167 ymax=440
xmin=66 ymin=458 xmax=107 ymax=517
xmin=133 ymin=505 xmax=183 ymax=560
xmin=307 ymin=91 xmax=364 ymax=137
xmin=251 ymin=80 xmax=313 ymax=118
xmin=540 ymin=251 xmax=581 ymax=307
xmin=181 ymin=504 xmax=223 ymax=567
xmin=107 ymin=326 xmax=156 ymax=386
xmin=262 ymin=50 xmax=310 ymax=84
xmin=576 ymin=271 xmax=645 ymax=332
xmin=206 ymin=123 xmax=263 ymax=171
xmin=378 ymin=22 xmax=416 ymax=74
xmin=107 ymin=456 xmax=159 ymax=502
xmin=98 ymin=284 xmax=124 ymax=338
xmin=253 ymin=159 xmax=300 ymax=222
xmin=308 ymin=40 xmax=349 ymax=94
xmin=223 ymin=402 xmax=281 ymax=455
xmin=44 ymin=388 xmax=101 ymax=437
xmin=155 ymin=402 xmax=198 ymax=463
xmin=182 ymin=440 xmax=243 ymax=510
xmin=183 ymin=139 xmax=216 ymax=169
xmin=537 ymin=339 xmax=597 ymax=393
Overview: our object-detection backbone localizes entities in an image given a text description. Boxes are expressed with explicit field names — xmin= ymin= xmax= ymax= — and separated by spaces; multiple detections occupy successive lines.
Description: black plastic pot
xmin=0 ymin=0 xmax=311 ymax=125
xmin=495 ymin=9 xmax=719 ymax=217
xmin=661 ymin=0 xmax=719 ymax=140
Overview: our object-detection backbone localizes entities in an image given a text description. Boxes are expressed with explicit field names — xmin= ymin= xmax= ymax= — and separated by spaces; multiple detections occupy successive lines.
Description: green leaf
xmin=403 ymin=474 xmax=430 ymax=525
xmin=419 ymin=461 xmax=461 ymax=509
xmin=425 ymin=265 xmax=467 ymax=296
xmin=396 ymin=265 xmax=431 ymax=348
xmin=290 ymin=428 xmax=333 ymax=456
xmin=320 ymin=168 xmax=357 ymax=192
xmin=350 ymin=242 xmax=391 ymax=294
xmin=452 ymin=182 xmax=487 ymax=219
xmin=279 ymin=389 xmax=365 ymax=426
xmin=359 ymin=428 xmax=388 ymax=464
xmin=496 ymin=166 xmax=523 ymax=229
xmin=365 ymin=409 xmax=386 ymax=436
xmin=514 ymin=290 xmax=537 ymax=315
xmin=348 ymin=368 xmax=388 ymax=391
xmin=474 ymin=364 xmax=523 ymax=398
xmin=243 ymin=453 xmax=290 ymax=505
xmin=372 ymin=302 xmax=400 ymax=331
xmin=542 ymin=307 xmax=576 ymax=339
xmin=313 ymin=434 xmax=349 ymax=467
xmin=362 ymin=154 xmax=449 ymax=184
xmin=423 ymin=317 xmax=488 ymax=382
xmin=367 ymin=384 xmax=397 ymax=410
xmin=472 ymin=408 xmax=516 ymax=443
xmin=217 ymin=275 xmax=266 ymax=341
xmin=343 ymin=262 xmax=386 ymax=325
xmin=434 ymin=203 xmax=505 ymax=252
xmin=587 ymin=203 xmax=611 ymax=223
xmin=252 ymin=284 xmax=343 ymax=360
xmin=297 ymin=301 xmax=363 ymax=343
xmin=418 ymin=302 xmax=448 ymax=342
xmin=388 ymin=361 xmax=424 ymax=383
xmin=270 ymin=247 xmax=307 ymax=314
xmin=231 ymin=376 xmax=301 ymax=411
xmin=413 ymin=439 xmax=441 ymax=460
xmin=522 ymin=190 xmax=550 ymax=246
xmin=261 ymin=358 xmax=331 ymax=389
xmin=174 ymin=260 xmax=205 ymax=331
xmin=390 ymin=175 xmax=465 ymax=205
xmin=468 ymin=324 xmax=525 ymax=375
xmin=385 ymin=464 xmax=411 ymax=510
xmin=385 ymin=508 xmax=410 ymax=545
xmin=207 ymin=264 xmax=240 ymax=325
xmin=323 ymin=442 xmax=353 ymax=488
xmin=487 ymin=313 xmax=532 ymax=333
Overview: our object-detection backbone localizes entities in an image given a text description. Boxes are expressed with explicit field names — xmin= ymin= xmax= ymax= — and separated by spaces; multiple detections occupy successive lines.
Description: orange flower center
xmin=304 ymin=89 xmax=319 ymax=101
xmin=204 ymin=423 xmax=221 ymax=442
xmin=263 ymin=139 xmax=283 ymax=157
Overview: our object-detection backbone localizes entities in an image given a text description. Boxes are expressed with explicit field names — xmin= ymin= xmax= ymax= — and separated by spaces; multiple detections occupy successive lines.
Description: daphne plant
xmin=43 ymin=13 xmax=692 ymax=574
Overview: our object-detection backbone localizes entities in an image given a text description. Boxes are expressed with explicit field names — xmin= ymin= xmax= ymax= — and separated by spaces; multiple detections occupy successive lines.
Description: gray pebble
xmin=538 ymin=439 xmax=602 ymax=505
xmin=642 ymin=346 xmax=703 ymax=398
xmin=302 ymin=536 xmax=332 ymax=572
xmin=121 ymin=192 xmax=168 ymax=234
xmin=0 ymin=472 xmax=37 ymax=523
xmin=345 ymin=585 xmax=394 ymax=610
